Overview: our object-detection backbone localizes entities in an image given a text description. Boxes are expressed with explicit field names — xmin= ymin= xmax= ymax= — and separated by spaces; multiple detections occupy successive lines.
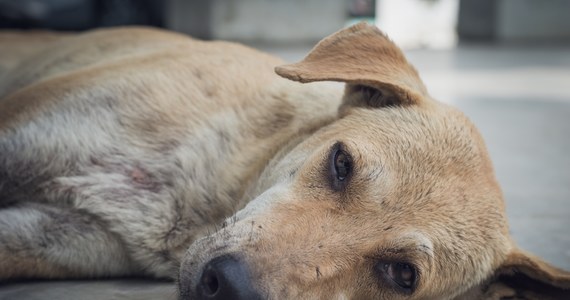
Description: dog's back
xmin=0 ymin=27 xmax=342 ymax=278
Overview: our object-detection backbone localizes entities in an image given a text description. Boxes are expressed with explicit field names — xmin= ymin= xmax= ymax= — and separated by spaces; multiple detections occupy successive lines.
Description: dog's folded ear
xmin=458 ymin=248 xmax=570 ymax=299
xmin=491 ymin=249 xmax=570 ymax=299
xmin=275 ymin=22 xmax=428 ymax=111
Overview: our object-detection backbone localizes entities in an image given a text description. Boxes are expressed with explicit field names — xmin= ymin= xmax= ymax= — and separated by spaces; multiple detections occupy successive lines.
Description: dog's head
xmin=178 ymin=23 xmax=570 ymax=299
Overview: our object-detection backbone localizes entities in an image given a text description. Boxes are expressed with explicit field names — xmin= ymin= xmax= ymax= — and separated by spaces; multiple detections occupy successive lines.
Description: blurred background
xmin=2 ymin=0 xmax=570 ymax=45
xmin=0 ymin=0 xmax=569 ymax=299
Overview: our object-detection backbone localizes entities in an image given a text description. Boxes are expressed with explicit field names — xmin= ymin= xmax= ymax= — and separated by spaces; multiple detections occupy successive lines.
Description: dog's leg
xmin=0 ymin=202 xmax=135 ymax=280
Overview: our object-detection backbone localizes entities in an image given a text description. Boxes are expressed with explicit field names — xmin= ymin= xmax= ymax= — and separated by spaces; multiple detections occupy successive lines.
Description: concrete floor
xmin=1 ymin=44 xmax=569 ymax=299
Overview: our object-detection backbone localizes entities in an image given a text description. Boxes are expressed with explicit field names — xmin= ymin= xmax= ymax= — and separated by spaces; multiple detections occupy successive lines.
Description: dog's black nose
xmin=195 ymin=255 xmax=261 ymax=300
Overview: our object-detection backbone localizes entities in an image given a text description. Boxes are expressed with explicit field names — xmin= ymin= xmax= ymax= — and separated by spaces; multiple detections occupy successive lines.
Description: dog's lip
xmin=179 ymin=220 xmax=266 ymax=297
xmin=179 ymin=246 xmax=259 ymax=299
xmin=178 ymin=242 xmax=216 ymax=299
xmin=180 ymin=234 xmax=238 ymax=282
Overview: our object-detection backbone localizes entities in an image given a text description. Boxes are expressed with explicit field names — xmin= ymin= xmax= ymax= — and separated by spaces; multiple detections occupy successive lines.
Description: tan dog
xmin=0 ymin=23 xmax=568 ymax=299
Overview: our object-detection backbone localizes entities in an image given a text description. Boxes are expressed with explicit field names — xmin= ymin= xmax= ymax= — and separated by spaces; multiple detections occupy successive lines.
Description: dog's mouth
xmin=178 ymin=223 xmax=266 ymax=300
xmin=183 ymin=253 xmax=263 ymax=300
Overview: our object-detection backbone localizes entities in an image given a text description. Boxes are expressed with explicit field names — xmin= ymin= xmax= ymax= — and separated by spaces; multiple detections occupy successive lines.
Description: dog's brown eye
xmin=334 ymin=151 xmax=350 ymax=180
xmin=328 ymin=142 xmax=352 ymax=191
xmin=378 ymin=262 xmax=417 ymax=292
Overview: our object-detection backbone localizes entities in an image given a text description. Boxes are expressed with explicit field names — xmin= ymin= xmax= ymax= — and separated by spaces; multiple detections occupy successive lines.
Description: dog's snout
xmin=194 ymin=255 xmax=261 ymax=300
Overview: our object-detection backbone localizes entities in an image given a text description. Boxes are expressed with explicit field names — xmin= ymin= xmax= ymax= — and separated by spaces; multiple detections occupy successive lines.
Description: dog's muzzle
xmin=180 ymin=254 xmax=262 ymax=300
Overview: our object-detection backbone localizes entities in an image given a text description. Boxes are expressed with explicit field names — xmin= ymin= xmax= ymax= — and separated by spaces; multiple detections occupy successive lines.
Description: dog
xmin=0 ymin=22 xmax=568 ymax=299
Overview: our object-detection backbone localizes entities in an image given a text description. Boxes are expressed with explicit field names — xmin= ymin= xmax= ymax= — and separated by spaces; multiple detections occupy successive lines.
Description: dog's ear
xmin=275 ymin=22 xmax=428 ymax=111
xmin=458 ymin=248 xmax=570 ymax=299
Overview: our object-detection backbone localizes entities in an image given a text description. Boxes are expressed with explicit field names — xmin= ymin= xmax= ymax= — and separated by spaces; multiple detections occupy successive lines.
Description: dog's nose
xmin=195 ymin=255 xmax=261 ymax=300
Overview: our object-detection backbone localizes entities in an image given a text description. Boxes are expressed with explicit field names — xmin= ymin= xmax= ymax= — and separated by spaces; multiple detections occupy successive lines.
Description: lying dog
xmin=0 ymin=23 xmax=568 ymax=299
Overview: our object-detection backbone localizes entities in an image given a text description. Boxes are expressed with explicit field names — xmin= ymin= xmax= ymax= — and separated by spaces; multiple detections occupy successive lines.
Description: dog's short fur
xmin=0 ymin=23 xmax=569 ymax=299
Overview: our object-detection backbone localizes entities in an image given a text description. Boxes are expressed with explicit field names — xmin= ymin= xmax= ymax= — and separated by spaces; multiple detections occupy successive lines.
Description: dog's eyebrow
xmin=383 ymin=243 xmax=434 ymax=260
xmin=391 ymin=232 xmax=435 ymax=261
xmin=371 ymin=241 xmax=434 ymax=276
xmin=415 ymin=243 xmax=434 ymax=259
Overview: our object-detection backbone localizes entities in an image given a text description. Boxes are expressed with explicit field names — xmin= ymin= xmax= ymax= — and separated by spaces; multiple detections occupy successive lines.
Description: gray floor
xmin=1 ymin=44 xmax=569 ymax=299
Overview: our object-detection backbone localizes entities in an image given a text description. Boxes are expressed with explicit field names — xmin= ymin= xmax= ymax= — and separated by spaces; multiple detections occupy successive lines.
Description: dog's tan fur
xmin=0 ymin=23 xmax=568 ymax=299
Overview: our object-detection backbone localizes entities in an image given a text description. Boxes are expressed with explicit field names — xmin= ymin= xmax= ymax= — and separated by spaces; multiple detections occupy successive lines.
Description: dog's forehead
xmin=341 ymin=104 xmax=486 ymax=171
xmin=328 ymin=103 xmax=507 ymax=228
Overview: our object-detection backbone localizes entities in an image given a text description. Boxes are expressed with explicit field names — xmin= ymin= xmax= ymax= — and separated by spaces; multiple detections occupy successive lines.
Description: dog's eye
xmin=334 ymin=151 xmax=350 ymax=180
xmin=377 ymin=262 xmax=417 ymax=292
xmin=328 ymin=142 xmax=352 ymax=191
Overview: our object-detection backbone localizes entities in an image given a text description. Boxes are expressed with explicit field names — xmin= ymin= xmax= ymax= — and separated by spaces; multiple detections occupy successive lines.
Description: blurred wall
xmin=458 ymin=0 xmax=570 ymax=43
xmin=4 ymin=0 xmax=569 ymax=45
xmin=376 ymin=0 xmax=459 ymax=49
xmin=211 ymin=0 xmax=345 ymax=43
xmin=166 ymin=1 xmax=212 ymax=39
xmin=497 ymin=0 xmax=570 ymax=42
xmin=167 ymin=0 xmax=346 ymax=44
xmin=0 ymin=0 xmax=164 ymax=30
